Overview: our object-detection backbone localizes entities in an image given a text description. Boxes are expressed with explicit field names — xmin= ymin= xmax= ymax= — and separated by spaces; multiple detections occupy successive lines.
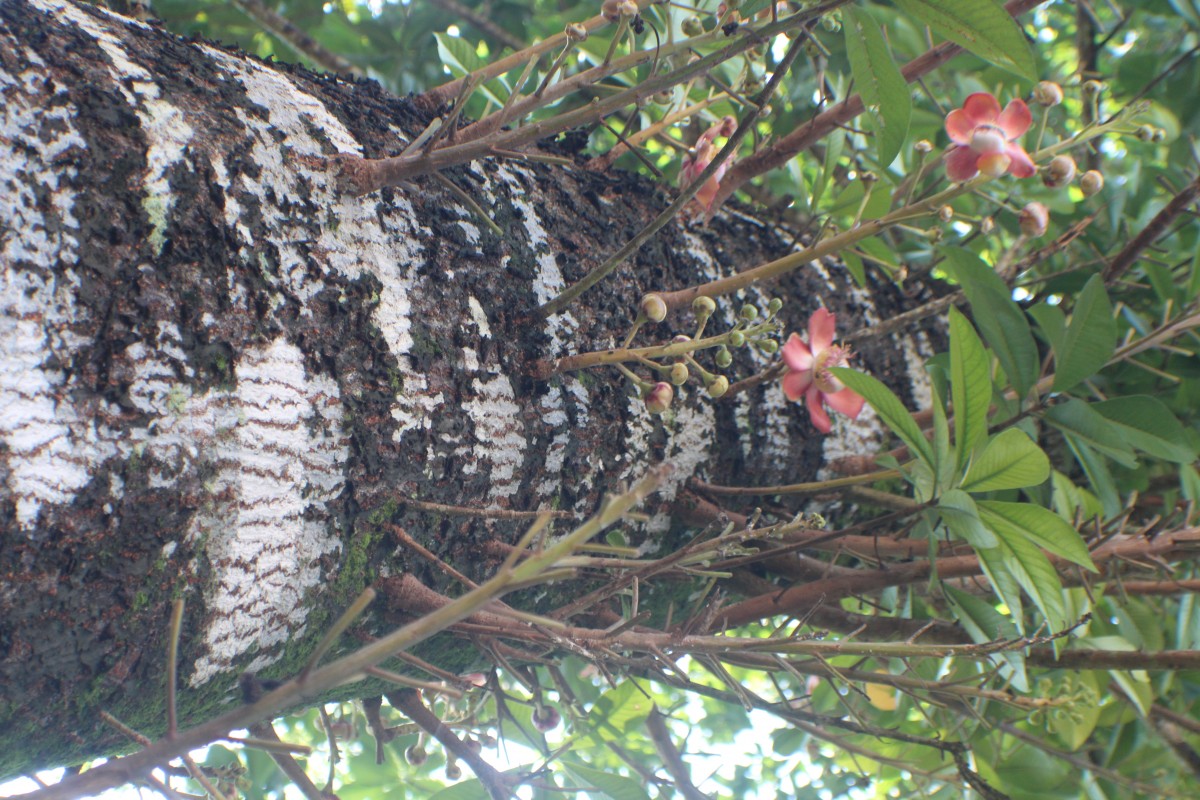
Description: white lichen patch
xmin=642 ymin=393 xmax=715 ymax=539
xmin=458 ymin=374 xmax=527 ymax=501
xmin=818 ymin=403 xmax=884 ymax=481
xmin=534 ymin=386 xmax=570 ymax=500
xmin=185 ymin=338 xmax=348 ymax=686
xmin=901 ymin=331 xmax=935 ymax=411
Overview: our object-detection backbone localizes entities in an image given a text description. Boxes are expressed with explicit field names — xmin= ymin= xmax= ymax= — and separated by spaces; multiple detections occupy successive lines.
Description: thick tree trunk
xmin=0 ymin=0 xmax=938 ymax=776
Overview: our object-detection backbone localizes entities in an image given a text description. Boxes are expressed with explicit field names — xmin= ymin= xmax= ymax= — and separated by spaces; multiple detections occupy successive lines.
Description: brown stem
xmin=1103 ymin=173 xmax=1200 ymax=282
xmin=1026 ymin=649 xmax=1200 ymax=671
xmin=645 ymin=710 xmax=713 ymax=800
xmin=386 ymin=689 xmax=514 ymax=800
xmin=231 ymin=0 xmax=360 ymax=77
xmin=706 ymin=0 xmax=1047 ymax=214
xmin=248 ymin=722 xmax=336 ymax=800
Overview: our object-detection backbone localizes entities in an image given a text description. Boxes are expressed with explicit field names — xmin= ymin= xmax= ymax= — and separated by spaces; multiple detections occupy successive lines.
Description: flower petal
xmin=782 ymin=369 xmax=812 ymax=402
xmin=997 ymin=99 xmax=1032 ymax=139
xmin=1004 ymin=144 xmax=1036 ymax=178
xmin=806 ymin=387 xmax=832 ymax=434
xmin=961 ymin=93 xmax=1001 ymax=126
xmin=945 ymin=108 xmax=975 ymax=144
xmin=824 ymin=387 xmax=866 ymax=420
xmin=945 ymin=146 xmax=980 ymax=181
xmin=781 ymin=332 xmax=814 ymax=371
xmin=808 ymin=307 xmax=836 ymax=353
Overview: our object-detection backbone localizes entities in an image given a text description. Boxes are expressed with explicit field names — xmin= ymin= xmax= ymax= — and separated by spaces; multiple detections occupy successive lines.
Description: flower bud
xmin=1152 ymin=128 xmax=1166 ymax=143
xmin=1137 ymin=124 xmax=1155 ymax=142
xmin=1043 ymin=154 xmax=1076 ymax=188
xmin=406 ymin=745 xmax=428 ymax=766
xmin=446 ymin=762 xmax=462 ymax=781
xmin=616 ymin=0 xmax=637 ymax=17
xmin=681 ymin=16 xmax=703 ymax=36
xmin=937 ymin=205 xmax=953 ymax=222
xmin=692 ymin=295 xmax=716 ymax=316
xmin=644 ymin=382 xmax=674 ymax=415
xmin=1032 ymin=81 xmax=1063 ymax=107
xmin=914 ymin=139 xmax=933 ymax=154
xmin=1018 ymin=202 xmax=1049 ymax=238
xmin=767 ymin=297 xmax=783 ymax=314
xmin=820 ymin=11 xmax=841 ymax=32
xmin=757 ymin=338 xmax=778 ymax=355
xmin=1080 ymin=169 xmax=1104 ymax=196
xmin=860 ymin=171 xmax=878 ymax=184
xmin=729 ymin=330 xmax=746 ymax=347
xmin=979 ymin=216 xmax=994 ymax=235
xmin=1082 ymin=79 xmax=1105 ymax=98
xmin=565 ymin=22 xmax=588 ymax=41
xmin=532 ymin=704 xmax=561 ymax=731
xmin=601 ymin=0 xmax=622 ymax=22
xmin=716 ymin=115 xmax=737 ymax=138
xmin=707 ymin=375 xmax=730 ymax=398
xmin=669 ymin=362 xmax=689 ymax=386
xmin=714 ymin=346 xmax=732 ymax=368
xmin=739 ymin=304 xmax=758 ymax=321
xmin=672 ymin=334 xmax=692 ymax=344
xmin=639 ymin=293 xmax=667 ymax=322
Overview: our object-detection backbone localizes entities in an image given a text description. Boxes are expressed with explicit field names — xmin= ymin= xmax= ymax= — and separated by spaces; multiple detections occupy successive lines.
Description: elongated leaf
xmin=977 ymin=547 xmax=1025 ymax=632
xmin=1064 ymin=434 xmax=1121 ymax=519
xmin=1045 ymin=399 xmax=1138 ymax=468
xmin=960 ymin=428 xmax=1049 ymax=492
xmin=990 ymin=523 xmax=1067 ymax=632
xmin=843 ymin=7 xmax=911 ymax=167
xmin=1093 ymin=396 xmax=1197 ymax=463
xmin=1052 ymin=275 xmax=1117 ymax=391
xmin=563 ymin=759 xmax=652 ymax=800
xmin=949 ymin=308 xmax=992 ymax=473
xmin=1028 ymin=301 xmax=1066 ymax=356
xmin=978 ymin=500 xmax=1097 ymax=570
xmin=944 ymin=584 xmax=1026 ymax=691
xmin=578 ymin=680 xmax=654 ymax=747
xmin=941 ymin=248 xmax=1039 ymax=399
xmin=938 ymin=489 xmax=997 ymax=548
xmin=893 ymin=0 xmax=1035 ymax=79
xmin=831 ymin=368 xmax=933 ymax=468
xmin=429 ymin=780 xmax=489 ymax=800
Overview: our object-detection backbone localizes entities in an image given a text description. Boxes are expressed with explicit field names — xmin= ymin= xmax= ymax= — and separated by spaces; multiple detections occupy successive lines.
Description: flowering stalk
xmin=552 ymin=319 xmax=780 ymax=374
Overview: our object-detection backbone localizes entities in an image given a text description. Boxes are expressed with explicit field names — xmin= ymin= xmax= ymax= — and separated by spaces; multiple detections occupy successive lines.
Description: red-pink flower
xmin=781 ymin=308 xmax=865 ymax=434
xmin=681 ymin=116 xmax=737 ymax=211
xmin=944 ymin=93 xmax=1035 ymax=181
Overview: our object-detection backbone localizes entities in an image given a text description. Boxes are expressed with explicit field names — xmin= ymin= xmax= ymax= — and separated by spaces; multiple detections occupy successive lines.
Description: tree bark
xmin=0 ymin=0 xmax=940 ymax=777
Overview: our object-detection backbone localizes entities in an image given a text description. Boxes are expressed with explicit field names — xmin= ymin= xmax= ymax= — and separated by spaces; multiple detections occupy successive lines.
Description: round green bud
xmin=1080 ymin=169 xmax=1104 ymax=196
xmin=681 ymin=16 xmax=704 ymax=36
xmin=714 ymin=346 xmax=732 ymax=368
xmin=757 ymin=338 xmax=779 ymax=354
xmin=739 ymin=304 xmax=758 ymax=321
xmin=639 ymin=293 xmax=668 ymax=323
xmin=669 ymin=362 xmax=689 ymax=386
xmin=729 ymin=330 xmax=746 ymax=347
xmin=692 ymin=295 xmax=717 ymax=316
xmin=707 ymin=375 xmax=730 ymax=398
xmin=767 ymin=298 xmax=783 ymax=314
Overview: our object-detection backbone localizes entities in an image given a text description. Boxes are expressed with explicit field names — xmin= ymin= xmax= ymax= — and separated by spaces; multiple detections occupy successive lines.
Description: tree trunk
xmin=0 ymin=0 xmax=938 ymax=777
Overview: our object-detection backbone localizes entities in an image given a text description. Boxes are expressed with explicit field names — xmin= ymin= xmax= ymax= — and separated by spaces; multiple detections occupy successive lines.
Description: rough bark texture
xmin=0 ymin=0 xmax=940 ymax=777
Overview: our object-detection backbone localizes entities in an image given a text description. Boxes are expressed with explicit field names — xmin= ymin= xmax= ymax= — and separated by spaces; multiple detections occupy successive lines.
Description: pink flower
xmin=681 ymin=116 xmax=737 ymax=211
xmin=944 ymin=93 xmax=1035 ymax=181
xmin=781 ymin=308 xmax=866 ymax=434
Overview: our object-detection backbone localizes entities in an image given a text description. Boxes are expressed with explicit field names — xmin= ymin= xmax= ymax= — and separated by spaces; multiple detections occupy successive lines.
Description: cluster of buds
xmin=601 ymin=0 xmax=638 ymax=22
xmin=628 ymin=292 xmax=784 ymax=415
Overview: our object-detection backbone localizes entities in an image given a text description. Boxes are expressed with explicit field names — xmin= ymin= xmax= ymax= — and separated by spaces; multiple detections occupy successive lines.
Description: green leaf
xmin=1028 ymin=301 xmax=1066 ymax=356
xmin=1093 ymin=396 xmax=1197 ymax=463
xmin=978 ymin=500 xmax=1097 ymax=571
xmin=1064 ymin=435 xmax=1121 ymax=519
xmin=989 ymin=524 xmax=1067 ymax=632
xmin=976 ymin=547 xmax=1025 ymax=631
xmin=892 ymin=0 xmax=1035 ymax=79
xmin=941 ymin=248 xmax=1039 ymax=399
xmin=843 ymin=7 xmax=911 ymax=167
xmin=429 ymin=779 xmax=490 ymax=800
xmin=960 ymin=428 xmax=1049 ymax=492
xmin=1052 ymin=275 xmax=1117 ymax=391
xmin=1044 ymin=399 xmax=1138 ymax=468
xmin=830 ymin=368 xmax=933 ymax=468
xmin=577 ymin=680 xmax=654 ymax=747
xmin=943 ymin=585 xmax=1026 ymax=691
xmin=562 ymin=758 xmax=652 ymax=800
xmin=949 ymin=308 xmax=992 ymax=473
xmin=435 ymin=32 xmax=485 ymax=75
xmin=938 ymin=489 xmax=997 ymax=548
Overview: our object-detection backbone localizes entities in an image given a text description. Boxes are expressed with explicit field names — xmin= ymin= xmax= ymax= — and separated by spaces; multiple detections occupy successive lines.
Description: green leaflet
xmin=942 ymin=248 xmax=1039 ymax=399
xmin=977 ymin=500 xmax=1096 ymax=571
xmin=1093 ymin=395 xmax=1197 ymax=463
xmin=960 ymin=428 xmax=1049 ymax=493
xmin=938 ymin=489 xmax=997 ymax=548
xmin=843 ymin=6 xmax=911 ymax=167
xmin=892 ymin=0 xmax=1036 ymax=79
xmin=831 ymin=367 xmax=934 ymax=468
xmin=1051 ymin=275 xmax=1117 ymax=392
xmin=948 ymin=308 xmax=992 ymax=474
